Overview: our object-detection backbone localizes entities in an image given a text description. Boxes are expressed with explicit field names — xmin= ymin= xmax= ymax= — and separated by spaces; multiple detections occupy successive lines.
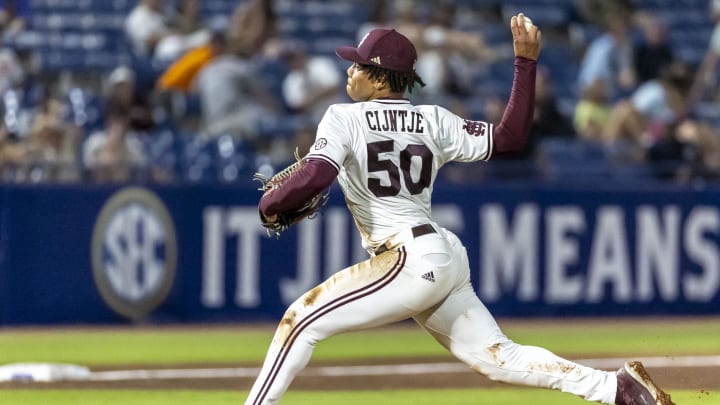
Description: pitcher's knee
xmin=270 ymin=308 xmax=300 ymax=347
xmin=459 ymin=340 xmax=520 ymax=381
xmin=272 ymin=308 xmax=322 ymax=348
xmin=488 ymin=340 xmax=515 ymax=367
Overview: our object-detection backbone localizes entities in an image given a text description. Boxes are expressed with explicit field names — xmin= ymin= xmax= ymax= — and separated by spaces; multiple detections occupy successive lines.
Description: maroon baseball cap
xmin=336 ymin=28 xmax=417 ymax=73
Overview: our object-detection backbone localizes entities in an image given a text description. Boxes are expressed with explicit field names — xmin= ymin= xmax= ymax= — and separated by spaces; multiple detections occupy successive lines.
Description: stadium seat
xmin=66 ymin=87 xmax=103 ymax=130
xmin=12 ymin=0 xmax=719 ymax=185
xmin=178 ymin=134 xmax=258 ymax=184
xmin=29 ymin=0 xmax=132 ymax=12
xmin=201 ymin=0 xmax=238 ymax=15
xmin=180 ymin=136 xmax=217 ymax=183
xmin=501 ymin=4 xmax=572 ymax=28
xmin=538 ymin=138 xmax=617 ymax=179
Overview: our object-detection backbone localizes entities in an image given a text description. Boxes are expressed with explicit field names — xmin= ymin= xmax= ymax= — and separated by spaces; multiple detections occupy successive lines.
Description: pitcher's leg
xmin=247 ymin=247 xmax=442 ymax=405
xmin=415 ymin=284 xmax=617 ymax=404
xmin=245 ymin=328 xmax=316 ymax=405
xmin=246 ymin=250 xmax=403 ymax=404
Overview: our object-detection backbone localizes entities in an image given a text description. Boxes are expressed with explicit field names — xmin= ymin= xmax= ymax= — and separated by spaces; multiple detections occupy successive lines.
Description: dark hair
xmin=660 ymin=62 xmax=693 ymax=96
xmin=360 ymin=64 xmax=426 ymax=94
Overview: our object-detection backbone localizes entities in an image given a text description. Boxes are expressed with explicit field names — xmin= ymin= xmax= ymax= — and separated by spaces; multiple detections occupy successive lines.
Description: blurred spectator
xmin=575 ymin=0 xmax=635 ymax=29
xmin=103 ymin=66 xmax=155 ymax=132
xmin=356 ymin=0 xmax=393 ymax=41
xmin=125 ymin=0 xmax=209 ymax=64
xmin=193 ymin=32 xmax=279 ymax=142
xmin=420 ymin=3 xmax=497 ymax=97
xmin=24 ymin=105 xmax=81 ymax=182
xmin=604 ymin=61 xmax=693 ymax=148
xmin=576 ymin=9 xmax=636 ymax=102
xmin=573 ymin=79 xmax=612 ymax=141
xmin=155 ymin=18 xmax=232 ymax=131
xmin=633 ymin=12 xmax=674 ymax=84
xmin=169 ymin=0 xmax=205 ymax=35
xmin=0 ymin=0 xmax=28 ymax=36
xmin=0 ymin=92 xmax=81 ymax=183
xmin=532 ymin=66 xmax=575 ymax=137
xmin=0 ymin=47 xmax=24 ymax=95
xmin=0 ymin=0 xmax=714 ymax=186
xmin=0 ymin=123 xmax=27 ymax=178
xmin=0 ymin=49 xmax=34 ymax=140
xmin=688 ymin=0 xmax=720 ymax=105
xmin=157 ymin=17 xmax=229 ymax=93
xmin=360 ymin=0 xmax=496 ymax=98
xmin=647 ymin=118 xmax=720 ymax=182
xmin=125 ymin=0 xmax=174 ymax=57
xmin=356 ymin=0 xmax=424 ymax=47
xmin=281 ymin=44 xmax=343 ymax=123
xmin=154 ymin=6 xmax=212 ymax=65
xmin=227 ymin=0 xmax=282 ymax=59
xmin=83 ymin=109 xmax=146 ymax=183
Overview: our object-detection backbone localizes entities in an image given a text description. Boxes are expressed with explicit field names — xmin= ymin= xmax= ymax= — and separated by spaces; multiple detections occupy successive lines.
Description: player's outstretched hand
xmin=511 ymin=13 xmax=541 ymax=61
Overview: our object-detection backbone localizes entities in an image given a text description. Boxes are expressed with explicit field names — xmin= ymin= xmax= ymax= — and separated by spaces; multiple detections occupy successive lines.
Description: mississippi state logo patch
xmin=462 ymin=120 xmax=487 ymax=137
xmin=314 ymin=138 xmax=328 ymax=150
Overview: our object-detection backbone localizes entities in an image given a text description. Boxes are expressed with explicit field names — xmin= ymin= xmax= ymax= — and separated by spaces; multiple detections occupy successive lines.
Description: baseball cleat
xmin=615 ymin=361 xmax=675 ymax=405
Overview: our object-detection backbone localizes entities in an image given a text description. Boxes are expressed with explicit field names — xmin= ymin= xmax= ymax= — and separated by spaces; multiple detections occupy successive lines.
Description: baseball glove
xmin=253 ymin=152 xmax=329 ymax=237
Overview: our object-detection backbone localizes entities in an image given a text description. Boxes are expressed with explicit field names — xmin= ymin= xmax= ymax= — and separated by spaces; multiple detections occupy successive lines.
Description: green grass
xmin=1 ymin=389 xmax=716 ymax=405
xmin=0 ymin=318 xmax=720 ymax=366
xmin=1 ymin=319 xmax=717 ymax=404
xmin=0 ymin=319 xmax=717 ymax=365
xmin=497 ymin=320 xmax=720 ymax=356
xmin=0 ymin=329 xmax=273 ymax=365
xmin=313 ymin=320 xmax=720 ymax=359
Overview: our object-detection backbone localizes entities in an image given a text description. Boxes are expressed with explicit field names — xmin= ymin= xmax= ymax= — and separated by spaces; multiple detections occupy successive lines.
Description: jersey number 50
xmin=367 ymin=140 xmax=432 ymax=197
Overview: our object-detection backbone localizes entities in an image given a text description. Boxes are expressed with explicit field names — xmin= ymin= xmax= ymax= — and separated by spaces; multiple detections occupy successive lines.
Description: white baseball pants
xmin=245 ymin=226 xmax=617 ymax=404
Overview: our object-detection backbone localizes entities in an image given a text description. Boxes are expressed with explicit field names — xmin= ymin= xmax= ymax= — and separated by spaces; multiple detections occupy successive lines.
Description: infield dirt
xmin=0 ymin=356 xmax=716 ymax=393
xmin=0 ymin=318 xmax=717 ymax=395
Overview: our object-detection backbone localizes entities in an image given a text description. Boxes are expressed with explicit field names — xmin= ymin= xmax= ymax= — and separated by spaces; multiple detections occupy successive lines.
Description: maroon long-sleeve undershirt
xmin=259 ymin=57 xmax=537 ymax=218
xmin=492 ymin=56 xmax=537 ymax=155
xmin=259 ymin=158 xmax=337 ymax=217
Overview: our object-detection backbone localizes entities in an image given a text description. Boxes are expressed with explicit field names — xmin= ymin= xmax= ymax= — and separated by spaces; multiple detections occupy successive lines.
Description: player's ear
xmin=372 ymin=76 xmax=388 ymax=90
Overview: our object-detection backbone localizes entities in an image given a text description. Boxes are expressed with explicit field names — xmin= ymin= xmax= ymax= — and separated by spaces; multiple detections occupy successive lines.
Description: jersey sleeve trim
xmin=483 ymin=122 xmax=494 ymax=161
xmin=306 ymin=153 xmax=341 ymax=172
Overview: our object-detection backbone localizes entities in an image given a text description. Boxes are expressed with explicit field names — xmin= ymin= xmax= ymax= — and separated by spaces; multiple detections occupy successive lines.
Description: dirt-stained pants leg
xmin=246 ymin=240 xmax=455 ymax=405
xmin=413 ymin=231 xmax=617 ymax=404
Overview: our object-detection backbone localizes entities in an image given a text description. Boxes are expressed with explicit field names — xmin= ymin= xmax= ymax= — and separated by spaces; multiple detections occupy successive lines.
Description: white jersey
xmin=306 ymin=98 xmax=494 ymax=250
xmin=248 ymin=29 xmax=626 ymax=405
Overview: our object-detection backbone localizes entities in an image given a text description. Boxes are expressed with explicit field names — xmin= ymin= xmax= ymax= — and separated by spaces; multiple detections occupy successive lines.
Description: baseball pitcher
xmin=247 ymin=14 xmax=673 ymax=405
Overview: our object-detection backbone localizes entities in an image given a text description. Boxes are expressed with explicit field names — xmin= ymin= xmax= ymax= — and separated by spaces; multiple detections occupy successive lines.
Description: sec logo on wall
xmin=91 ymin=187 xmax=178 ymax=320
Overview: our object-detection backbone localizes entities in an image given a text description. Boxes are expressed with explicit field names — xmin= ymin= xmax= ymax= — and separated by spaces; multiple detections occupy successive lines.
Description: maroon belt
xmin=374 ymin=224 xmax=436 ymax=255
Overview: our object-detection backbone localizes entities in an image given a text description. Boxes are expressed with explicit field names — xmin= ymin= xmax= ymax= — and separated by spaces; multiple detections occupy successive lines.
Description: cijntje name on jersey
xmin=364 ymin=109 xmax=425 ymax=133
